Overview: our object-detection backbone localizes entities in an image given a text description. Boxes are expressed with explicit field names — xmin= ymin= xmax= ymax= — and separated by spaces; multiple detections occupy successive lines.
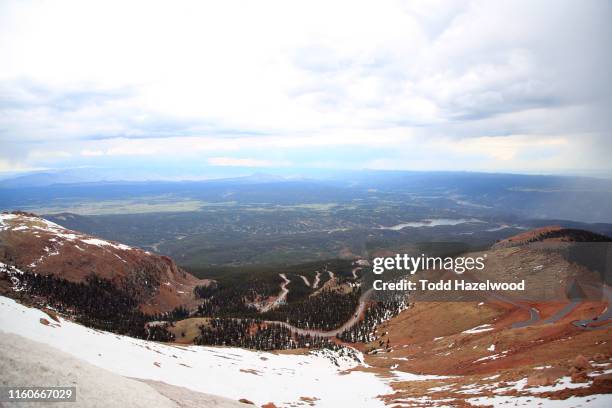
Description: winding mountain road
xmin=489 ymin=282 xmax=612 ymax=330
xmin=465 ymin=274 xmax=543 ymax=328
xmin=264 ymin=288 xmax=375 ymax=338
xmin=257 ymin=273 xmax=291 ymax=313
xmin=312 ymin=272 xmax=321 ymax=289
xmin=571 ymin=286 xmax=612 ymax=330
xmin=542 ymin=300 xmax=581 ymax=324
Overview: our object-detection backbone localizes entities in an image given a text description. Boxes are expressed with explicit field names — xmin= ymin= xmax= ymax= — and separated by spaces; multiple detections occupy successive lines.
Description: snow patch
xmin=390 ymin=370 xmax=453 ymax=382
xmin=462 ymin=324 xmax=494 ymax=334
xmin=474 ymin=351 xmax=509 ymax=363
xmin=82 ymin=238 xmax=132 ymax=251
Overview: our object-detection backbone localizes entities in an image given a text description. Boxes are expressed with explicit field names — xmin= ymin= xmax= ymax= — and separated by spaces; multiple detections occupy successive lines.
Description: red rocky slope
xmin=0 ymin=211 xmax=209 ymax=313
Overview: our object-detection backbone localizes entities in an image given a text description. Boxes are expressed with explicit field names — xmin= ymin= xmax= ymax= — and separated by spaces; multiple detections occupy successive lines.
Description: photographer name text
xmin=373 ymin=279 xmax=525 ymax=291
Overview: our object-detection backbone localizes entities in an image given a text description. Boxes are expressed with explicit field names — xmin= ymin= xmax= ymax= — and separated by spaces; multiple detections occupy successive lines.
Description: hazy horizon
xmin=3 ymin=166 xmax=612 ymax=186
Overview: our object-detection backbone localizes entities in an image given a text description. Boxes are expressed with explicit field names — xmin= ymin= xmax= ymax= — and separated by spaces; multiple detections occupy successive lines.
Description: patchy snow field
xmin=0 ymin=296 xmax=391 ymax=407
xmin=3 ymin=294 xmax=611 ymax=407
xmin=468 ymin=394 xmax=612 ymax=407
xmin=0 ymin=213 xmax=137 ymax=254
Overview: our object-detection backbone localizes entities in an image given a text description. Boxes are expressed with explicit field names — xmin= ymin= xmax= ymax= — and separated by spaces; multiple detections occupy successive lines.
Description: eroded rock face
xmin=0 ymin=212 xmax=209 ymax=313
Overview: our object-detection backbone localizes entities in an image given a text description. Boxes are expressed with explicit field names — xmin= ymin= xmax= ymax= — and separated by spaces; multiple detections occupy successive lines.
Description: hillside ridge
xmin=0 ymin=211 xmax=208 ymax=313
xmin=493 ymin=225 xmax=612 ymax=249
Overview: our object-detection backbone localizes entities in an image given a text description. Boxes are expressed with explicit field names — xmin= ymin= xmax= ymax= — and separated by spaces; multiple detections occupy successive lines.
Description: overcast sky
xmin=1 ymin=0 xmax=611 ymax=178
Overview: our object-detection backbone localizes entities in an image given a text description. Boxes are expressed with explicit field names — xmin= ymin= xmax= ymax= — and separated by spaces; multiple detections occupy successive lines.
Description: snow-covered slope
xmin=0 ymin=296 xmax=392 ymax=407
xmin=0 ymin=332 xmax=246 ymax=408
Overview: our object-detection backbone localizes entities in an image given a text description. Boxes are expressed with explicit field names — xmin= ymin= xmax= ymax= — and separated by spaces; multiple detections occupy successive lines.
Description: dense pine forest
xmin=194 ymin=318 xmax=332 ymax=350
xmin=263 ymin=288 xmax=360 ymax=330
xmin=1 ymin=263 xmax=176 ymax=340
xmin=1 ymin=261 xmax=408 ymax=351
xmin=190 ymin=259 xmax=363 ymax=331
xmin=193 ymin=283 xmax=361 ymax=331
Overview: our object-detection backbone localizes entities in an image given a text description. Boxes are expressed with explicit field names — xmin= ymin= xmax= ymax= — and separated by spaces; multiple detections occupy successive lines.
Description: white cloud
xmin=437 ymin=135 xmax=568 ymax=161
xmin=207 ymin=157 xmax=289 ymax=167
xmin=0 ymin=0 xmax=610 ymax=175
xmin=27 ymin=150 xmax=72 ymax=160
xmin=80 ymin=150 xmax=104 ymax=157
xmin=67 ymin=129 xmax=415 ymax=158
xmin=0 ymin=158 xmax=47 ymax=174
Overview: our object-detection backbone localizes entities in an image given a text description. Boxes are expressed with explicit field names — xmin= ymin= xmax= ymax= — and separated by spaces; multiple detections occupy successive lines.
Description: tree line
xmin=194 ymin=318 xmax=332 ymax=350
xmin=337 ymin=294 xmax=408 ymax=344
xmin=1 ymin=264 xmax=178 ymax=340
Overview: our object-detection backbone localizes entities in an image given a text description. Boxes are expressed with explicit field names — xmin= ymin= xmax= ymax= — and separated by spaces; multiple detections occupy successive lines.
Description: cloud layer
xmin=1 ymin=0 xmax=611 ymax=176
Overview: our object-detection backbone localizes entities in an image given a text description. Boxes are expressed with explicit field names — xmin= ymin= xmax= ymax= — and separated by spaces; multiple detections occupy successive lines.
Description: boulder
xmin=572 ymin=355 xmax=591 ymax=370
xmin=526 ymin=368 xmax=565 ymax=387
xmin=570 ymin=370 xmax=589 ymax=383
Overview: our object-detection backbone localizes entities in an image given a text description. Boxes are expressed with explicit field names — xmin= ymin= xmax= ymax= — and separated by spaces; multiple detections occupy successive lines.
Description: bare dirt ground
xmin=347 ymin=299 xmax=612 ymax=406
xmin=337 ymin=238 xmax=612 ymax=406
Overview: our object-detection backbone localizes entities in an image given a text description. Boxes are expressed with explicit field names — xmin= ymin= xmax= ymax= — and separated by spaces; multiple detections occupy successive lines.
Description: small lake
xmin=381 ymin=218 xmax=484 ymax=231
